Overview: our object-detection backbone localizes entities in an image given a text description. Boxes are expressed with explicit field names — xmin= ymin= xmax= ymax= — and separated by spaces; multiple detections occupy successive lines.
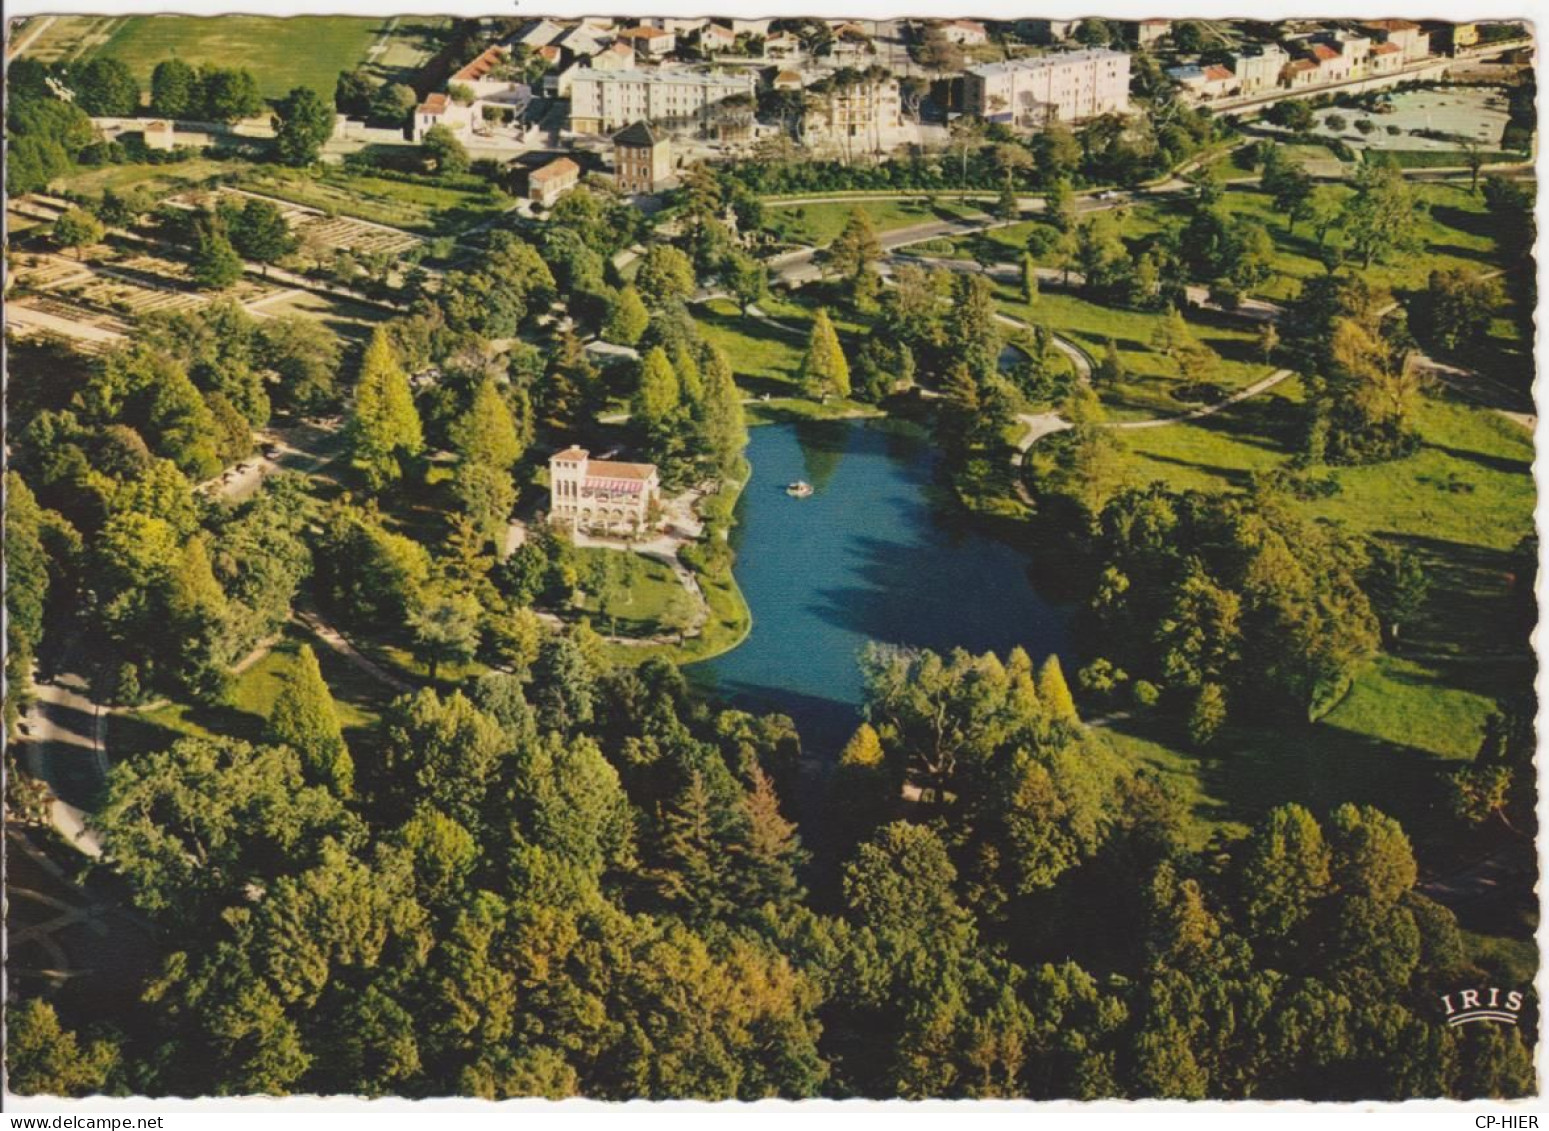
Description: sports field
xmin=16 ymin=14 xmax=447 ymax=100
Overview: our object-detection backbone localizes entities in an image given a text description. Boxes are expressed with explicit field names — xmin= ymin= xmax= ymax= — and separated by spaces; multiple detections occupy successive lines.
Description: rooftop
xmin=1371 ymin=41 xmax=1402 ymax=54
xmin=418 ymin=92 xmax=450 ymax=114
xmin=1310 ymin=43 xmax=1340 ymax=61
xmin=587 ymin=459 xmax=657 ymax=481
xmin=1364 ymin=18 xmax=1423 ymax=32
xmin=452 ymin=44 xmax=507 ymax=83
xmin=1202 ymin=64 xmax=1235 ymax=81
xmin=572 ymin=67 xmax=752 ymax=89
xmin=613 ymin=119 xmax=666 ymax=147
xmin=531 ymin=156 xmax=580 ymax=183
xmin=967 ymin=47 xmax=1129 ymax=78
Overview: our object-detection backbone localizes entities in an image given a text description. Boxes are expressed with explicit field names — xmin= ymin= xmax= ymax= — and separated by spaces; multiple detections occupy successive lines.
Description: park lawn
xmin=238 ymin=167 xmax=512 ymax=237
xmin=696 ymin=298 xmax=807 ymax=397
xmin=572 ymin=548 xmax=686 ymax=637
xmin=249 ymin=288 xmax=393 ymax=340
xmin=763 ymin=197 xmax=986 ymax=247
xmin=1113 ymin=376 xmax=1307 ymax=493
xmin=1211 ymin=182 xmax=1511 ymax=302
xmin=996 ymin=286 xmax=1277 ymax=420
xmin=1366 ymin=149 xmax=1520 ymax=169
xmin=87 ymin=15 xmax=390 ymax=99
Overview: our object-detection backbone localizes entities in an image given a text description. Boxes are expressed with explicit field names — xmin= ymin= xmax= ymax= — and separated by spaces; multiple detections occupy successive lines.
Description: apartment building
xmin=613 ymin=119 xmax=673 ymax=194
xmin=804 ymin=72 xmax=902 ymax=145
xmin=1232 ymin=44 xmax=1288 ymax=94
xmin=1362 ymin=19 xmax=1432 ymax=62
xmin=569 ymin=68 xmax=757 ymax=135
xmin=963 ymin=48 xmax=1131 ymax=129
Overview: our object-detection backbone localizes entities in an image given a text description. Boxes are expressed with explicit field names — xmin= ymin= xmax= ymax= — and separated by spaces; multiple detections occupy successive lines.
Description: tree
xmin=191 ymin=220 xmax=244 ymax=290
xmin=631 ymin=347 xmax=682 ymax=432
xmin=1037 ymin=654 xmax=1078 ymax=725
xmin=258 ymin=314 xmax=342 ymax=411
xmin=199 ymin=66 xmax=264 ymax=123
xmin=409 ymin=592 xmax=484 ymax=682
xmin=450 ymin=375 xmax=522 ymax=471
xmin=1256 ymin=321 xmax=1280 ymax=364
xmin=1022 ymin=253 xmax=1041 ymax=306
xmin=800 ymin=309 xmax=850 ymax=400
xmin=349 ymin=327 xmax=425 ymax=491
xmin=1411 ymin=269 xmax=1503 ymax=353
xmin=422 ymin=123 xmax=471 ymax=173
xmin=272 ymin=85 xmax=336 ymax=165
xmin=151 ymin=58 xmax=198 ymax=118
xmin=371 ymin=82 xmax=418 ymax=126
xmin=1187 ymin=682 xmax=1227 ymax=747
xmin=1093 ymin=337 xmax=1124 ymax=387
xmin=1237 ymin=803 xmax=1330 ymax=943
xmin=268 ymin=644 xmax=353 ymax=796
xmin=227 ymin=197 xmax=296 ymax=275
xmin=1075 ymin=17 xmax=1113 ymax=45
xmin=52 ymin=207 xmax=104 ymax=259
xmin=335 ymin=68 xmax=377 ymax=117
xmin=6 ymin=1000 xmax=119 ymax=1097
xmin=603 ymin=285 xmax=650 ymax=346
xmin=70 ymin=57 xmax=140 ymax=116
xmin=635 ymin=245 xmax=697 ymax=306
xmin=823 ymin=207 xmax=883 ymax=306
xmin=1342 ymin=160 xmax=1419 ymax=268
xmin=697 ymin=345 xmax=747 ymax=474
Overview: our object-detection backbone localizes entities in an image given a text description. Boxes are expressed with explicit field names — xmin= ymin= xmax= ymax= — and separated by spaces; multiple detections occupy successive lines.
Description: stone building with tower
xmin=548 ymin=447 xmax=661 ymax=534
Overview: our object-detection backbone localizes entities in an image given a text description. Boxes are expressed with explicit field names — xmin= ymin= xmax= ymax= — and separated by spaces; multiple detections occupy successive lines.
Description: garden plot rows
xmin=208 ymin=189 xmax=422 ymax=259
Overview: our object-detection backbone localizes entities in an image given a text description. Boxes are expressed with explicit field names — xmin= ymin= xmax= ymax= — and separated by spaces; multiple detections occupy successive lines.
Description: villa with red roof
xmin=549 ymin=448 xmax=661 ymax=534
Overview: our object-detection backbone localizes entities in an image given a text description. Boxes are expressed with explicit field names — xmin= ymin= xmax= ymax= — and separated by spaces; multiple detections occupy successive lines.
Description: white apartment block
xmin=964 ymin=49 xmax=1131 ymax=129
xmin=1232 ymin=45 xmax=1289 ymax=94
xmin=804 ymin=74 xmax=903 ymax=147
xmin=569 ymin=68 xmax=757 ymax=135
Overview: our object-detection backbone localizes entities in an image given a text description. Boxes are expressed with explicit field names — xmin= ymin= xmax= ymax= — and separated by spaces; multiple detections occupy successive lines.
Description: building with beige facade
xmin=963 ymin=48 xmax=1131 ymax=129
xmin=1232 ymin=44 xmax=1289 ymax=94
xmin=548 ymin=447 xmax=660 ymax=534
xmin=803 ymin=72 xmax=902 ymax=149
xmin=569 ymin=68 xmax=756 ymax=135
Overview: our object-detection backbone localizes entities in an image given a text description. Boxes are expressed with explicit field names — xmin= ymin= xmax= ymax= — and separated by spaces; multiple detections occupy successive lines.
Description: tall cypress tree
xmin=800 ymin=308 xmax=850 ymax=400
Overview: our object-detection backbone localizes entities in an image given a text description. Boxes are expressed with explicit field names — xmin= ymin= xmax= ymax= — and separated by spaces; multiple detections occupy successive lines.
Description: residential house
xmin=963 ymin=48 xmax=1131 ymax=128
xmin=773 ymin=69 xmax=804 ymax=92
xmin=1283 ymin=58 xmax=1320 ymax=89
xmin=1421 ymin=21 xmax=1478 ymax=55
xmin=413 ymin=92 xmax=472 ymax=142
xmin=553 ymin=23 xmax=608 ymax=60
xmin=1362 ymin=19 xmax=1431 ymax=62
xmin=591 ymin=41 xmax=639 ymax=72
xmin=1232 ymin=45 xmax=1288 ymax=94
xmin=569 ymin=68 xmax=757 ymax=135
xmin=618 ymin=26 xmax=677 ymax=58
xmin=730 ymin=18 xmax=774 ymax=36
xmin=1135 ymin=19 xmax=1171 ymax=47
xmin=941 ymin=19 xmax=989 ymax=46
xmin=764 ymin=31 xmax=802 ymax=60
xmin=1368 ymin=41 xmax=1404 ymax=74
xmin=613 ymin=119 xmax=673 ymax=194
xmin=512 ymin=18 xmax=565 ymax=49
xmin=528 ymin=156 xmax=580 ymax=207
xmin=1167 ymin=63 xmax=1238 ymax=100
xmin=700 ymin=23 xmax=738 ymax=53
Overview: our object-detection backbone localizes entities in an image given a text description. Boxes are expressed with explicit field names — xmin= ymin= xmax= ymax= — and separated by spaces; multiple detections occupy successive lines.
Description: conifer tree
xmin=1022 ymin=252 xmax=1040 ymax=306
xmin=1037 ymin=654 xmax=1078 ymax=725
xmin=697 ymin=344 xmax=746 ymax=475
xmin=825 ymin=207 xmax=882 ymax=306
xmin=268 ymin=643 xmax=353 ymax=796
xmin=800 ymin=309 xmax=850 ymax=400
xmin=350 ymin=327 xmax=424 ymax=491
xmin=450 ymin=375 xmax=521 ymax=471
xmin=632 ymin=347 xmax=681 ymax=431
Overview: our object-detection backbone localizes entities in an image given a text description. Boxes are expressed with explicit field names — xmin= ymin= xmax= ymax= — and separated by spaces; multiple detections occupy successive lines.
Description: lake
xmin=690 ymin=419 xmax=1072 ymax=756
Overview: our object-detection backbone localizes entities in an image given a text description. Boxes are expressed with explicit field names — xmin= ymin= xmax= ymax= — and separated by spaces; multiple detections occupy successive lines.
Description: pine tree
xmin=1093 ymin=337 xmax=1124 ymax=387
xmin=604 ymin=285 xmax=650 ymax=346
xmin=350 ymin=327 xmax=424 ymax=491
xmin=825 ymin=207 xmax=882 ymax=306
xmin=800 ymin=308 xmax=850 ymax=400
xmin=268 ymin=644 xmax=353 ymax=795
xmin=192 ymin=222 xmax=244 ymax=290
xmin=1037 ymin=654 xmax=1078 ymax=725
xmin=839 ymin=721 xmax=884 ymax=768
xmin=450 ymin=375 xmax=521 ymax=471
xmin=735 ymin=764 xmax=807 ymax=911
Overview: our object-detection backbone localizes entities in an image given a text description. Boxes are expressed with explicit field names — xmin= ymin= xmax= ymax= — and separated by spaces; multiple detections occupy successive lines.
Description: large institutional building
xmin=568 ymin=68 xmax=756 ymax=134
xmin=963 ymin=48 xmax=1131 ymax=128
xmin=548 ymin=447 xmax=661 ymax=534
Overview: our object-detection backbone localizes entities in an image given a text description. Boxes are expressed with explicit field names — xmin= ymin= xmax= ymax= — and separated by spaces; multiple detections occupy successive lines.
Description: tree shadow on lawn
xmin=1383 ymin=533 xmax=1535 ymax=675
xmin=1127 ymin=450 xmax=1260 ymax=489
xmin=1426 ymin=441 xmax=1532 ymax=477
xmin=1429 ymin=204 xmax=1500 ymax=242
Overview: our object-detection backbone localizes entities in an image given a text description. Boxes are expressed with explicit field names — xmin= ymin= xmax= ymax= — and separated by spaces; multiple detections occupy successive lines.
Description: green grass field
xmin=80 ymin=15 xmax=426 ymax=100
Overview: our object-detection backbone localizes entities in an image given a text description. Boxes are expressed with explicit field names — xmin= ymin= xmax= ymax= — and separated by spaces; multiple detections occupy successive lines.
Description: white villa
xmin=549 ymin=447 xmax=661 ymax=533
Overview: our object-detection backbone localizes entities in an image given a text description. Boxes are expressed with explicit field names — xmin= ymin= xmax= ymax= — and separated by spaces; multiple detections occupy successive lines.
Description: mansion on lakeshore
xmin=549 ymin=447 xmax=661 ymax=533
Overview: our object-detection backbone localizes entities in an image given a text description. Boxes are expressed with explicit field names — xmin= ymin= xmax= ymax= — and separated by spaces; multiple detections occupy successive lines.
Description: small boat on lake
xmin=786 ymin=481 xmax=814 ymax=498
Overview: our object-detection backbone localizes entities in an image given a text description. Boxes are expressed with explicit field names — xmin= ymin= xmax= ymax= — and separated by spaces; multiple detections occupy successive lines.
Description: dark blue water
xmin=690 ymin=419 xmax=1072 ymax=756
